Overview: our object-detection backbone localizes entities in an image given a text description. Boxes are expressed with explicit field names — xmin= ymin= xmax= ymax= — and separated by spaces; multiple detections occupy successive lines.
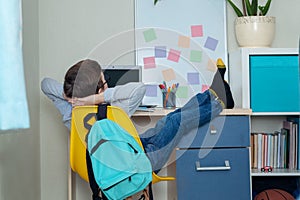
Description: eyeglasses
xmin=99 ymin=74 xmax=110 ymax=89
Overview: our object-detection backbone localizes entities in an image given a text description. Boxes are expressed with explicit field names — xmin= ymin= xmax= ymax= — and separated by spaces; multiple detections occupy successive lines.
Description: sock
xmin=210 ymin=58 xmax=234 ymax=109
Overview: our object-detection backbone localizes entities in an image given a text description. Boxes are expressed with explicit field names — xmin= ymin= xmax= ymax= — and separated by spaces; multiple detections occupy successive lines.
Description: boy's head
xmin=63 ymin=59 xmax=106 ymax=98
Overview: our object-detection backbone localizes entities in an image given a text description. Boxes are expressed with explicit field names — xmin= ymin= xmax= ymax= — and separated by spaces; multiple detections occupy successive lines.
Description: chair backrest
xmin=69 ymin=105 xmax=175 ymax=183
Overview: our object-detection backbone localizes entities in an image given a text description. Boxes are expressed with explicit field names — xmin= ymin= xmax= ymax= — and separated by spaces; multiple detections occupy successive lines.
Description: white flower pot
xmin=235 ymin=16 xmax=276 ymax=47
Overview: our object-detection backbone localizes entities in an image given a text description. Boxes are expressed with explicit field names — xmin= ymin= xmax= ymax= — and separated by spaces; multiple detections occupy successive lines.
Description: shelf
xmin=251 ymin=168 xmax=300 ymax=176
xmin=252 ymin=112 xmax=300 ymax=116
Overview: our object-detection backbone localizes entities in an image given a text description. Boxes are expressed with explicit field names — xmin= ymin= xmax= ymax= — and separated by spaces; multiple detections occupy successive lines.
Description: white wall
xmin=39 ymin=1 xmax=135 ymax=200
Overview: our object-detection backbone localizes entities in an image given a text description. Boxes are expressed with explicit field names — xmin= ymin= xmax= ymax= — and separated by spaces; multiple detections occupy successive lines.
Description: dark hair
xmin=63 ymin=59 xmax=103 ymax=98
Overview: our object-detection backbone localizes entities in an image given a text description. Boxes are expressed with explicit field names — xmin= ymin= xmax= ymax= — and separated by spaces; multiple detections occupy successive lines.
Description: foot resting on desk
xmin=210 ymin=58 xmax=235 ymax=109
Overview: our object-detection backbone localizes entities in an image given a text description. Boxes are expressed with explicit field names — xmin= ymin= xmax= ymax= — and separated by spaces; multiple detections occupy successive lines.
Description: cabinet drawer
xmin=177 ymin=116 xmax=250 ymax=148
xmin=176 ymin=148 xmax=251 ymax=200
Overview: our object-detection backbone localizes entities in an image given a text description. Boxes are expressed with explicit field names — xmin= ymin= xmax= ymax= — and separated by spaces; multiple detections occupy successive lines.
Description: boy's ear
xmin=98 ymin=88 xmax=104 ymax=94
xmin=63 ymin=93 xmax=70 ymax=100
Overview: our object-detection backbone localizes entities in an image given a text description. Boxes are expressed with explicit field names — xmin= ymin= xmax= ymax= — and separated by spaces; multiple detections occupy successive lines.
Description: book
xmin=287 ymin=116 xmax=300 ymax=170
xmin=257 ymin=133 xmax=263 ymax=169
xmin=280 ymin=128 xmax=288 ymax=168
xmin=253 ymin=133 xmax=258 ymax=168
xmin=283 ymin=120 xmax=295 ymax=169
xmin=273 ymin=132 xmax=278 ymax=168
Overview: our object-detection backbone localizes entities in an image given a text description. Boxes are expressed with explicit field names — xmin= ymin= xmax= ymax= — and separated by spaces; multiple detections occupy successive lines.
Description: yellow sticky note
xmin=207 ymin=59 xmax=217 ymax=72
xmin=162 ymin=68 xmax=176 ymax=81
xmin=178 ymin=35 xmax=190 ymax=48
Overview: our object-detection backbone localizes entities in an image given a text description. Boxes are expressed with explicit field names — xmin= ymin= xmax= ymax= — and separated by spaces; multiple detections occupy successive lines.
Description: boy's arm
xmin=41 ymin=78 xmax=72 ymax=129
xmin=71 ymin=82 xmax=146 ymax=117
xmin=104 ymin=82 xmax=146 ymax=116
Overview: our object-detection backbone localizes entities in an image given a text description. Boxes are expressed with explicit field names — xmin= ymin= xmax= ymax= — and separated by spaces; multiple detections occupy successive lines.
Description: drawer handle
xmin=195 ymin=160 xmax=231 ymax=171
xmin=210 ymin=125 xmax=217 ymax=134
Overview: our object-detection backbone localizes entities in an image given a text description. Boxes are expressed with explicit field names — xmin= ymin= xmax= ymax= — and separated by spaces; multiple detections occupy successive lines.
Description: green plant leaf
xmin=251 ymin=0 xmax=258 ymax=15
xmin=154 ymin=0 xmax=158 ymax=5
xmin=242 ymin=0 xmax=247 ymax=16
xmin=227 ymin=0 xmax=244 ymax=17
xmin=245 ymin=0 xmax=253 ymax=16
xmin=259 ymin=0 xmax=272 ymax=16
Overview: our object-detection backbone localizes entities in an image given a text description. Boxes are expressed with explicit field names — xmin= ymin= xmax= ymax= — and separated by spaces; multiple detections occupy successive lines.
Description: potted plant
xmin=227 ymin=0 xmax=275 ymax=47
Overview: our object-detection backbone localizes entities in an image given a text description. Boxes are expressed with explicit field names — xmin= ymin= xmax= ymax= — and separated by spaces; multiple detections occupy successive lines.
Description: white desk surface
xmin=132 ymin=108 xmax=252 ymax=117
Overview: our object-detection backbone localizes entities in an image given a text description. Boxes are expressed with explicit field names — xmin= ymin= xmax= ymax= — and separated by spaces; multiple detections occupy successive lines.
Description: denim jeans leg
xmin=141 ymin=91 xmax=223 ymax=172
xmin=171 ymin=89 xmax=214 ymax=115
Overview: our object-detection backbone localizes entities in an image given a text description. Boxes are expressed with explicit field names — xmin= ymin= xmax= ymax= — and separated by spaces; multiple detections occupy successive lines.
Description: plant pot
xmin=234 ymin=16 xmax=276 ymax=47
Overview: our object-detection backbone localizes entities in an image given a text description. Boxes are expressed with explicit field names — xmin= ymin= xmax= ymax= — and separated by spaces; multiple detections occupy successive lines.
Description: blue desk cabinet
xmin=176 ymin=115 xmax=251 ymax=200
xmin=229 ymin=48 xmax=299 ymax=113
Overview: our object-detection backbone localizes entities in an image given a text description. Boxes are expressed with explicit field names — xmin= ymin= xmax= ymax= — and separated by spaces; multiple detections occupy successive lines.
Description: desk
xmin=132 ymin=108 xmax=252 ymax=200
xmin=133 ymin=108 xmax=252 ymax=117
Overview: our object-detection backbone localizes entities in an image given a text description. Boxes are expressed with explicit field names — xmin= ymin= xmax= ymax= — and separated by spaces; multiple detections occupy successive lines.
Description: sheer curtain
xmin=0 ymin=0 xmax=30 ymax=130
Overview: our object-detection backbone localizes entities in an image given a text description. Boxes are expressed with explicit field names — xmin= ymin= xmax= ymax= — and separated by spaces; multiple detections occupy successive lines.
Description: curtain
xmin=0 ymin=0 xmax=30 ymax=130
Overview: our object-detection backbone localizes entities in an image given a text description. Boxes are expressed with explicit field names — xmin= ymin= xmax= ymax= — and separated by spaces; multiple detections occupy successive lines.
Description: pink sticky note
xmin=191 ymin=25 xmax=203 ymax=37
xmin=143 ymin=57 xmax=156 ymax=69
xmin=202 ymin=84 xmax=210 ymax=92
xmin=167 ymin=49 xmax=181 ymax=63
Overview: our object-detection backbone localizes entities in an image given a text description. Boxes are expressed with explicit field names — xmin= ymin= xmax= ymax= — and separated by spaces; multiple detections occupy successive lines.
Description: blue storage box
xmin=250 ymin=55 xmax=299 ymax=112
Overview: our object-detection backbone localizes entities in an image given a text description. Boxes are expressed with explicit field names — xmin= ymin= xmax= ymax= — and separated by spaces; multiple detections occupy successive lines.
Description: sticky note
xmin=207 ymin=59 xmax=217 ymax=72
xmin=145 ymin=85 xmax=157 ymax=97
xmin=155 ymin=46 xmax=166 ymax=58
xmin=187 ymin=72 xmax=200 ymax=85
xmin=202 ymin=84 xmax=210 ymax=92
xmin=191 ymin=25 xmax=203 ymax=37
xmin=167 ymin=49 xmax=181 ymax=63
xmin=143 ymin=28 xmax=157 ymax=42
xmin=143 ymin=57 xmax=156 ymax=69
xmin=190 ymin=50 xmax=202 ymax=62
xmin=178 ymin=35 xmax=190 ymax=48
xmin=176 ymin=86 xmax=188 ymax=98
xmin=204 ymin=36 xmax=218 ymax=51
xmin=162 ymin=68 xmax=176 ymax=81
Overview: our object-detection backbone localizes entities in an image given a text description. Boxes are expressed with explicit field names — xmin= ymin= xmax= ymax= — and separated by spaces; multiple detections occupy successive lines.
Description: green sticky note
xmin=176 ymin=86 xmax=188 ymax=98
xmin=190 ymin=50 xmax=202 ymax=62
xmin=143 ymin=28 xmax=157 ymax=42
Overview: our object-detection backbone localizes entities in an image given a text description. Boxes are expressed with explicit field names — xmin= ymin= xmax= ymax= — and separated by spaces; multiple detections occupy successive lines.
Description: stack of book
xmin=251 ymin=116 xmax=300 ymax=170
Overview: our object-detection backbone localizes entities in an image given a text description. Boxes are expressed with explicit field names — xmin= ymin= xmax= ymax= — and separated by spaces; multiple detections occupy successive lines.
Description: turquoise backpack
xmin=86 ymin=104 xmax=152 ymax=200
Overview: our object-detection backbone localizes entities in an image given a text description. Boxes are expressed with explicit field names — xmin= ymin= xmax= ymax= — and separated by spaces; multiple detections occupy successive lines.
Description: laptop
xmin=102 ymin=65 xmax=142 ymax=88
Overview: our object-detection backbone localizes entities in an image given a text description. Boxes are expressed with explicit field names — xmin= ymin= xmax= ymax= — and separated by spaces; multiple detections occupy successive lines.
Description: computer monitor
xmin=102 ymin=65 xmax=142 ymax=88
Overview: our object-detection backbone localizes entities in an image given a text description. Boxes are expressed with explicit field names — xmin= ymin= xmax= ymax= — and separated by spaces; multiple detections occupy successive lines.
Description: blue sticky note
xmin=204 ymin=36 xmax=218 ymax=51
xmin=155 ymin=46 xmax=166 ymax=58
xmin=187 ymin=72 xmax=200 ymax=84
xmin=145 ymin=85 xmax=157 ymax=97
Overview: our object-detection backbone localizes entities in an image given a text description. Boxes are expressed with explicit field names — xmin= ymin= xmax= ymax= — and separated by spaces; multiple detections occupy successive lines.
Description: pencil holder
xmin=162 ymin=91 xmax=176 ymax=109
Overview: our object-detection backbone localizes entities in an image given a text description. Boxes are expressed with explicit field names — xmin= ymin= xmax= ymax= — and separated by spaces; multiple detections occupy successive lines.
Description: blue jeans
xmin=139 ymin=90 xmax=223 ymax=172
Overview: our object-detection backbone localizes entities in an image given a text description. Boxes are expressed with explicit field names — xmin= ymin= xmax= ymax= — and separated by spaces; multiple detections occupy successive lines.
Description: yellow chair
xmin=69 ymin=105 xmax=175 ymax=185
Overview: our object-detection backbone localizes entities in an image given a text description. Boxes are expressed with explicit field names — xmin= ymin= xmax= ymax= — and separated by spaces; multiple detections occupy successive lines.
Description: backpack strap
xmin=86 ymin=150 xmax=103 ymax=200
xmin=86 ymin=104 xmax=109 ymax=200
xmin=96 ymin=103 xmax=109 ymax=120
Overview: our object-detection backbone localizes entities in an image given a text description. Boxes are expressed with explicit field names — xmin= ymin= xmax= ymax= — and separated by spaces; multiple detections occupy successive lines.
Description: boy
xmin=41 ymin=59 xmax=234 ymax=171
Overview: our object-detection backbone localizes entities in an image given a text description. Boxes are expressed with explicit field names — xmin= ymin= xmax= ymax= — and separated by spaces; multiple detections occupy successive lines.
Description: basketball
xmin=254 ymin=189 xmax=295 ymax=200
